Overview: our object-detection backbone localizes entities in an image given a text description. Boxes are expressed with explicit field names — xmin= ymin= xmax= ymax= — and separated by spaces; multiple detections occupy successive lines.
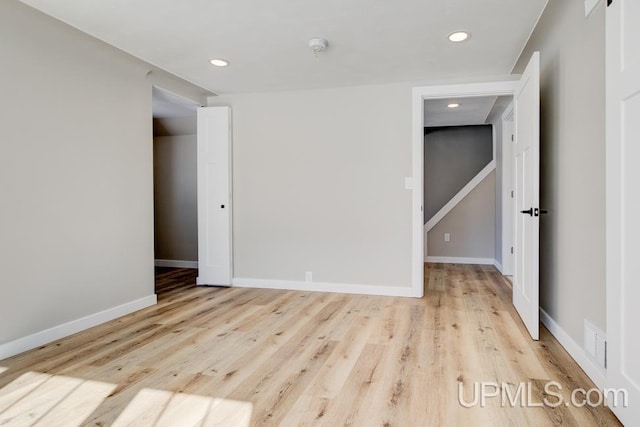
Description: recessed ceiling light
xmin=448 ymin=103 xmax=460 ymax=108
xmin=448 ymin=31 xmax=470 ymax=42
xmin=209 ymin=58 xmax=229 ymax=67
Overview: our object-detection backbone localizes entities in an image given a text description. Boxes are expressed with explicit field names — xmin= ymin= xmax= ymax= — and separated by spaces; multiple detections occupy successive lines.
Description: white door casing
xmin=412 ymin=81 xmax=517 ymax=298
xmin=196 ymin=106 xmax=232 ymax=286
xmin=606 ymin=0 xmax=640 ymax=424
xmin=501 ymin=103 xmax=515 ymax=276
xmin=512 ymin=52 xmax=540 ymax=341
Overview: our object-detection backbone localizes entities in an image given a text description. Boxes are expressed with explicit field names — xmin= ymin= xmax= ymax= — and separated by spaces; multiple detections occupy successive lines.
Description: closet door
xmin=196 ymin=106 xmax=232 ymax=286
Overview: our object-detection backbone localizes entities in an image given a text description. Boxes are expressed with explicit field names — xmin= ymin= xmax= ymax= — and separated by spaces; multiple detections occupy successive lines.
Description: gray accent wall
xmin=513 ymin=0 xmax=606 ymax=341
xmin=424 ymin=125 xmax=493 ymax=223
xmin=428 ymin=171 xmax=496 ymax=258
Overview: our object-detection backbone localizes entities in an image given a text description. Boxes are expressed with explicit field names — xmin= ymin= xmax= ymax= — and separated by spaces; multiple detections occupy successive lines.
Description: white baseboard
xmin=0 ymin=294 xmax=157 ymax=361
xmin=425 ymin=256 xmax=495 ymax=265
xmin=494 ymin=260 xmax=504 ymax=273
xmin=231 ymin=278 xmax=421 ymax=298
xmin=539 ymin=309 xmax=606 ymax=390
xmin=155 ymin=259 xmax=198 ymax=269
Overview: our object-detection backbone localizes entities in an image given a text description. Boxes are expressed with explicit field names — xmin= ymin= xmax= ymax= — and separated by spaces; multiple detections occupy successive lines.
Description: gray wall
xmin=153 ymin=132 xmax=198 ymax=262
xmin=424 ymin=125 xmax=493 ymax=222
xmin=153 ymin=117 xmax=198 ymax=262
xmin=0 ymin=0 xmax=207 ymax=346
xmin=513 ymin=0 xmax=606 ymax=340
xmin=209 ymin=84 xmax=413 ymax=286
xmin=153 ymin=117 xmax=198 ymax=137
xmin=428 ymin=171 xmax=496 ymax=258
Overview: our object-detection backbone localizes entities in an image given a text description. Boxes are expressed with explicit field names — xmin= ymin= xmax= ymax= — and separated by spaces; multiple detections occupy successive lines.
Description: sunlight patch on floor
xmin=0 ymin=367 xmax=7 ymax=375
xmin=112 ymin=388 xmax=253 ymax=427
xmin=0 ymin=371 xmax=116 ymax=426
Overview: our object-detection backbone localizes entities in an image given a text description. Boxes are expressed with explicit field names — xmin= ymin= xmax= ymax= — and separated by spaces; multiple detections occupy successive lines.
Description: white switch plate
xmin=404 ymin=177 xmax=413 ymax=190
xmin=305 ymin=271 xmax=313 ymax=282
xmin=444 ymin=233 xmax=450 ymax=242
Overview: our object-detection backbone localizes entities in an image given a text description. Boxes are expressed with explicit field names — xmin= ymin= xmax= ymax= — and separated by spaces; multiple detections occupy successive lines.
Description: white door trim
xmin=411 ymin=80 xmax=518 ymax=298
xmin=501 ymin=102 xmax=515 ymax=276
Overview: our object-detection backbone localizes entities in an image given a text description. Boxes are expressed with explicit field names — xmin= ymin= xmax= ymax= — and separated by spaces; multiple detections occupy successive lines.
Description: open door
xmin=606 ymin=0 xmax=640 ymax=423
xmin=196 ymin=106 xmax=232 ymax=286
xmin=512 ymin=52 xmax=540 ymax=340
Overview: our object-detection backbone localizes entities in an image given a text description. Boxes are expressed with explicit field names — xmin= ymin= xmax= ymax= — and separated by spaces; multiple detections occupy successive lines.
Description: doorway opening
xmin=422 ymin=94 xmax=509 ymax=268
xmin=151 ymin=86 xmax=200 ymax=289
xmin=411 ymin=82 xmax=517 ymax=296
xmin=412 ymin=53 xmax=541 ymax=340
xmin=411 ymin=52 xmax=545 ymax=340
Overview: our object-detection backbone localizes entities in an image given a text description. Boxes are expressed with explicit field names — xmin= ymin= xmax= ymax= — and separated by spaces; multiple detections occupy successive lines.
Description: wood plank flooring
xmin=0 ymin=264 xmax=621 ymax=426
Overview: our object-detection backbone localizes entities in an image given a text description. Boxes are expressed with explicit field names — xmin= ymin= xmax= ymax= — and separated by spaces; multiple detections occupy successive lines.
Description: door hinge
xmin=511 ymin=134 xmax=514 ymax=142
xmin=511 ymin=247 xmax=514 ymax=254
xmin=511 ymin=190 xmax=514 ymax=198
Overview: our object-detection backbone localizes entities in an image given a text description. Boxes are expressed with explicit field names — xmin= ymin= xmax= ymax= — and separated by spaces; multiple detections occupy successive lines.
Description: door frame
xmin=501 ymin=102 xmax=515 ymax=276
xmin=151 ymin=85 xmax=203 ymax=270
xmin=411 ymin=81 xmax=518 ymax=297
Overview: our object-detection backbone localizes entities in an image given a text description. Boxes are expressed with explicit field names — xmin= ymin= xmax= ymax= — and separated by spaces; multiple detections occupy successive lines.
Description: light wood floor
xmin=0 ymin=264 xmax=621 ymax=426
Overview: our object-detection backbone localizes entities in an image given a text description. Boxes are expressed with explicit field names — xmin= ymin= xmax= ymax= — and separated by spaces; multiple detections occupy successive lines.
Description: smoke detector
xmin=308 ymin=38 xmax=329 ymax=56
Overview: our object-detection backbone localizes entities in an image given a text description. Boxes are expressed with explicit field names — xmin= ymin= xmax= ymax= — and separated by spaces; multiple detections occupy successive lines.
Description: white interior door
xmin=606 ymin=0 xmax=640 ymax=423
xmin=196 ymin=106 xmax=232 ymax=286
xmin=512 ymin=52 xmax=540 ymax=340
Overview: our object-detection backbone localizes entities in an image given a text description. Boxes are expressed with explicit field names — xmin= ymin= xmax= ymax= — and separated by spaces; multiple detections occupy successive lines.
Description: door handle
xmin=533 ymin=208 xmax=548 ymax=217
xmin=520 ymin=208 xmax=534 ymax=216
xmin=521 ymin=208 xmax=548 ymax=216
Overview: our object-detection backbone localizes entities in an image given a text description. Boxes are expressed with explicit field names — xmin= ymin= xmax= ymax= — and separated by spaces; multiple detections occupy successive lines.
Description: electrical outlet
xmin=305 ymin=271 xmax=313 ymax=282
xmin=444 ymin=233 xmax=451 ymax=242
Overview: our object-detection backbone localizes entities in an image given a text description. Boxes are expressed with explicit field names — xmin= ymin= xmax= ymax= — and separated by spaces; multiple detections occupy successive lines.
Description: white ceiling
xmin=424 ymin=95 xmax=512 ymax=127
xmin=20 ymin=0 xmax=548 ymax=94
